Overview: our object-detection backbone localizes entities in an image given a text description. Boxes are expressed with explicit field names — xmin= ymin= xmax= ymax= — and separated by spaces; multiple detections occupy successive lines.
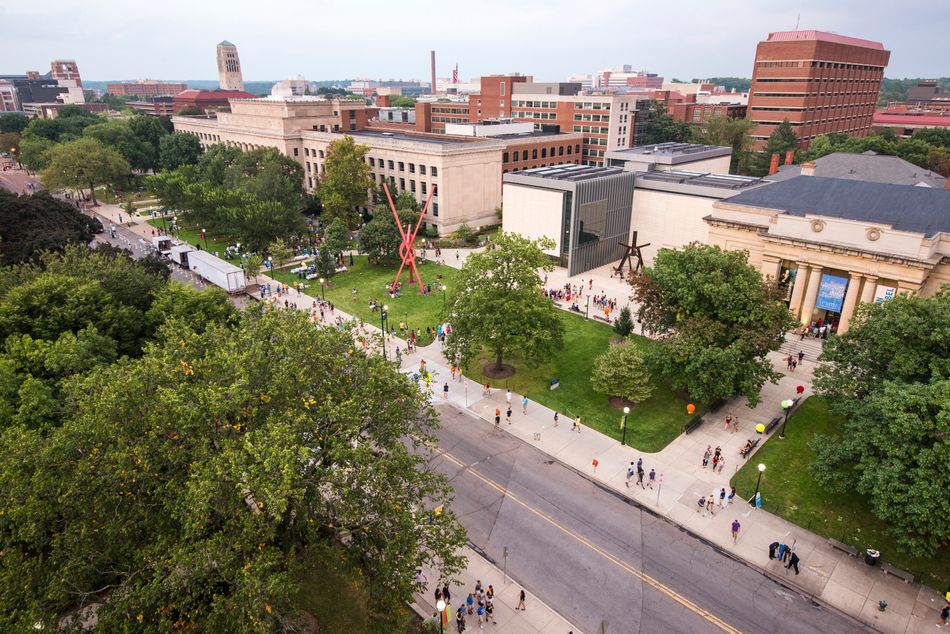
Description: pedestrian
xmin=486 ymin=585 xmax=493 ymax=600
xmin=486 ymin=597 xmax=496 ymax=625
xmin=626 ymin=462 xmax=635 ymax=487
xmin=451 ymin=366 xmax=456 ymax=381
xmin=719 ymin=487 xmax=726 ymax=508
xmin=786 ymin=551 xmax=801 ymax=575
xmin=553 ymin=411 xmax=559 ymax=426
xmin=443 ymin=382 xmax=449 ymax=399
xmin=506 ymin=406 xmax=512 ymax=424
xmin=636 ymin=467 xmax=645 ymax=488
xmin=466 ymin=593 xmax=474 ymax=616
xmin=506 ymin=390 xmax=512 ymax=406
xmin=483 ymin=382 xmax=491 ymax=396
xmin=522 ymin=395 xmax=528 ymax=414
xmin=456 ymin=607 xmax=466 ymax=632
xmin=706 ymin=495 xmax=715 ymax=515
xmin=435 ymin=587 xmax=442 ymax=604
xmin=727 ymin=486 xmax=736 ymax=504
xmin=777 ymin=543 xmax=788 ymax=562
xmin=648 ymin=468 xmax=656 ymax=488
xmin=702 ymin=446 xmax=711 ymax=469
xmin=716 ymin=457 xmax=726 ymax=474
xmin=937 ymin=604 xmax=949 ymax=627
xmin=724 ymin=415 xmax=732 ymax=431
xmin=731 ymin=519 xmax=741 ymax=544
xmin=786 ymin=355 xmax=793 ymax=370
xmin=415 ymin=569 xmax=428 ymax=585
xmin=572 ymin=416 xmax=581 ymax=433
xmin=476 ymin=601 xmax=485 ymax=629
xmin=516 ymin=589 xmax=526 ymax=611
xmin=797 ymin=350 xmax=805 ymax=365
xmin=711 ymin=454 xmax=719 ymax=471
xmin=769 ymin=541 xmax=779 ymax=560
xmin=697 ymin=496 xmax=706 ymax=514
xmin=443 ymin=583 xmax=451 ymax=603
xmin=494 ymin=408 xmax=501 ymax=429
xmin=456 ymin=251 xmax=460 ymax=262
xmin=791 ymin=360 xmax=797 ymax=371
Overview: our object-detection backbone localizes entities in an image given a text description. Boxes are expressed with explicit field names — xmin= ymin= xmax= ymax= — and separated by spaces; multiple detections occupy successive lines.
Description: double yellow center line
xmin=435 ymin=447 xmax=741 ymax=634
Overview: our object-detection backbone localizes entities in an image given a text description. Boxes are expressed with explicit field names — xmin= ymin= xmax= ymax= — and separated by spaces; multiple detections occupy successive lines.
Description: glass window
xmin=388 ymin=160 xmax=394 ymax=169
xmin=433 ymin=203 xmax=439 ymax=217
xmin=532 ymin=149 xmax=538 ymax=159
xmin=410 ymin=180 xmax=416 ymax=192
xmin=399 ymin=178 xmax=405 ymax=189
xmin=503 ymin=152 xmax=509 ymax=162
xmin=541 ymin=148 xmax=547 ymax=158
xmin=409 ymin=163 xmax=415 ymax=173
xmin=369 ymin=157 xmax=375 ymax=167
xmin=293 ymin=148 xmax=299 ymax=156
xmin=420 ymin=165 xmax=426 ymax=175
xmin=399 ymin=162 xmax=405 ymax=171
xmin=431 ymin=166 xmax=438 ymax=176
xmin=319 ymin=150 xmax=325 ymax=159
xmin=559 ymin=146 xmax=564 ymax=156
xmin=421 ymin=182 xmax=427 ymax=195
xmin=522 ymin=150 xmax=527 ymax=161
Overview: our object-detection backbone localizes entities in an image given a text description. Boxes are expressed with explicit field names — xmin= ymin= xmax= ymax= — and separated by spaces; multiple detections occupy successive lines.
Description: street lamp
xmin=436 ymin=599 xmax=446 ymax=634
xmin=201 ymin=228 xmax=208 ymax=250
xmin=779 ymin=399 xmax=794 ymax=439
xmin=160 ymin=208 xmax=168 ymax=234
xmin=440 ymin=284 xmax=447 ymax=319
xmin=318 ymin=277 xmax=325 ymax=300
xmin=752 ymin=463 xmax=766 ymax=504
xmin=380 ymin=304 xmax=389 ymax=360
xmin=621 ymin=406 xmax=630 ymax=446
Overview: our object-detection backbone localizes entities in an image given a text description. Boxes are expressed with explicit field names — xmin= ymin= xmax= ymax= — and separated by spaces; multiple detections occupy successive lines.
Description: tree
xmin=0 ymin=132 xmax=19 ymax=159
xmin=811 ymin=291 xmax=950 ymax=556
xmin=590 ymin=342 xmax=654 ymax=406
xmin=389 ymin=96 xmax=417 ymax=108
xmin=0 ymin=191 xmax=102 ymax=265
xmin=446 ymin=232 xmax=563 ymax=373
xmin=17 ymin=135 xmax=55 ymax=172
xmin=641 ymin=100 xmax=692 ymax=146
xmin=0 ymin=114 xmax=29 ymax=134
xmin=749 ymin=120 xmax=799 ymax=176
xmin=453 ymin=224 xmax=477 ymax=246
xmin=0 ymin=309 xmax=466 ymax=630
xmin=267 ymin=238 xmax=293 ymax=269
xmin=83 ymin=120 xmax=156 ymax=171
xmin=159 ymin=132 xmax=203 ymax=170
xmin=612 ymin=306 xmax=634 ymax=338
xmin=629 ymin=244 xmax=794 ymax=406
xmin=41 ymin=137 xmax=130 ymax=205
xmin=316 ymin=244 xmax=336 ymax=278
xmin=175 ymin=105 xmax=205 ymax=116
xmin=318 ymin=136 xmax=373 ymax=228
xmin=243 ymin=253 xmax=263 ymax=286
xmin=324 ymin=217 xmax=351 ymax=261
xmin=358 ymin=216 xmax=402 ymax=264
xmin=145 ymin=281 xmax=237 ymax=332
xmin=690 ymin=115 xmax=756 ymax=173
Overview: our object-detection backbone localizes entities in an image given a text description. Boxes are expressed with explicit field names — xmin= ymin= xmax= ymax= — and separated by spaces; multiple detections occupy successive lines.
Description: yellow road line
xmin=436 ymin=447 xmax=741 ymax=634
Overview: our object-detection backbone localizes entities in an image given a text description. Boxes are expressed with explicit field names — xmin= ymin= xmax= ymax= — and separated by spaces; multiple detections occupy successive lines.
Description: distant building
xmin=594 ymin=66 xmax=663 ymax=93
xmin=128 ymin=96 xmax=176 ymax=117
xmin=768 ymin=151 xmax=947 ymax=188
xmin=107 ymin=80 xmax=188 ymax=97
xmin=173 ymin=89 xmax=255 ymax=114
xmin=871 ymin=110 xmax=950 ymax=137
xmin=271 ymin=76 xmax=310 ymax=98
xmin=50 ymin=59 xmax=81 ymax=87
xmin=24 ymin=102 xmax=107 ymax=119
xmin=0 ymin=81 xmax=19 ymax=111
xmin=746 ymin=30 xmax=890 ymax=149
xmin=216 ymin=41 xmax=244 ymax=91
xmin=605 ymin=142 xmax=733 ymax=174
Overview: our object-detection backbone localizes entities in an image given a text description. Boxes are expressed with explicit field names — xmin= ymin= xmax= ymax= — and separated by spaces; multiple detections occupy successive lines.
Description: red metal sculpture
xmin=385 ymin=182 xmax=437 ymax=292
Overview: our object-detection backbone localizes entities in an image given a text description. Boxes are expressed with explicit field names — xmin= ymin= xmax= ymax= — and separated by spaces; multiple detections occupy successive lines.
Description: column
xmin=799 ymin=265 xmax=824 ymax=326
xmin=897 ymin=280 xmax=922 ymax=296
xmin=788 ymin=263 xmax=810 ymax=321
xmin=860 ymin=275 xmax=878 ymax=304
xmin=836 ymin=273 xmax=864 ymax=334
xmin=760 ymin=255 xmax=782 ymax=280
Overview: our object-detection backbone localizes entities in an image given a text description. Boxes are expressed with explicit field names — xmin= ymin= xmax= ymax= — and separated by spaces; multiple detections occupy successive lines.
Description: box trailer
xmin=169 ymin=244 xmax=193 ymax=268
xmin=152 ymin=236 xmax=173 ymax=255
xmin=187 ymin=250 xmax=246 ymax=294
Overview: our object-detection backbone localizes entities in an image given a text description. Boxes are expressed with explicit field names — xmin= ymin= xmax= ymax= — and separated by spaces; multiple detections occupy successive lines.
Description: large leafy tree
xmin=0 ymin=114 xmax=29 ymax=134
xmin=810 ymin=291 xmax=950 ymax=556
xmin=690 ymin=114 xmax=756 ymax=173
xmin=41 ymin=137 xmax=130 ymax=205
xmin=0 ymin=308 xmax=466 ymax=631
xmin=318 ymin=136 xmax=373 ymax=228
xmin=641 ymin=100 xmax=692 ymax=145
xmin=83 ymin=120 xmax=156 ymax=171
xmin=359 ymin=216 xmax=402 ymax=264
xmin=590 ymin=342 xmax=654 ymax=406
xmin=446 ymin=232 xmax=563 ymax=373
xmin=158 ymin=132 xmax=202 ymax=170
xmin=630 ymin=244 xmax=794 ymax=406
xmin=0 ymin=190 xmax=101 ymax=265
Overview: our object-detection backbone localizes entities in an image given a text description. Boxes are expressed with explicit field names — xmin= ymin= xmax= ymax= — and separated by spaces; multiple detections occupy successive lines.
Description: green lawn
xmin=270 ymin=256 xmax=459 ymax=346
xmin=146 ymin=218 xmax=237 ymax=260
xmin=731 ymin=397 xmax=949 ymax=590
xmin=469 ymin=314 xmax=695 ymax=452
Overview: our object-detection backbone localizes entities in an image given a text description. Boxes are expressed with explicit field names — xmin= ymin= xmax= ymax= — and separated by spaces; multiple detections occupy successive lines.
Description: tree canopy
xmin=0 ymin=307 xmax=465 ymax=631
xmin=641 ymin=100 xmax=692 ymax=146
xmin=83 ymin=119 xmax=157 ymax=171
xmin=318 ymin=136 xmax=373 ymax=228
xmin=445 ymin=232 xmax=563 ymax=372
xmin=591 ymin=342 xmax=654 ymax=406
xmin=748 ymin=119 xmax=799 ymax=176
xmin=810 ymin=291 xmax=950 ymax=556
xmin=40 ymin=137 xmax=130 ymax=204
xmin=690 ymin=114 xmax=756 ymax=174
xmin=804 ymin=130 xmax=950 ymax=177
xmin=629 ymin=244 xmax=794 ymax=406
xmin=159 ymin=132 xmax=203 ymax=170
xmin=0 ymin=190 xmax=102 ymax=265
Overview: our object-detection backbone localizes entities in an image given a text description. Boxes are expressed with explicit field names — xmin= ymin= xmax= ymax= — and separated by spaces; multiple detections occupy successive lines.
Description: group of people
xmin=702 ymin=445 xmax=728 ymax=473
xmin=433 ymin=578 xmax=518 ymax=631
xmin=625 ymin=458 xmax=656 ymax=489
xmin=785 ymin=350 xmax=805 ymax=372
xmin=799 ymin=318 xmax=836 ymax=340
xmin=696 ymin=486 xmax=737 ymax=516
xmin=768 ymin=541 xmax=802 ymax=574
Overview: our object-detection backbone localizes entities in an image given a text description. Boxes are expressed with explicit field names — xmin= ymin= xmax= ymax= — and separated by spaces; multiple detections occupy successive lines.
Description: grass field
xmin=269 ymin=256 xmax=459 ymax=346
xmin=468 ymin=313 xmax=695 ymax=452
xmin=731 ymin=396 xmax=949 ymax=590
xmin=146 ymin=218 xmax=237 ymax=261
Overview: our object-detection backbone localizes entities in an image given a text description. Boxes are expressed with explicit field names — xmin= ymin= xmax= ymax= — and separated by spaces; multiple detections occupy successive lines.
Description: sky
xmin=2 ymin=0 xmax=947 ymax=82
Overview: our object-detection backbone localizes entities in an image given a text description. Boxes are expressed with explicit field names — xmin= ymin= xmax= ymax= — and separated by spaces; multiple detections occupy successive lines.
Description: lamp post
xmin=752 ymin=463 xmax=766 ymax=504
xmin=621 ymin=406 xmax=630 ymax=446
xmin=201 ymin=228 xmax=208 ymax=250
xmin=585 ymin=298 xmax=590 ymax=320
xmin=779 ymin=399 xmax=793 ymax=439
xmin=160 ymin=208 xmax=168 ymax=234
xmin=319 ymin=277 xmax=325 ymax=300
xmin=380 ymin=304 xmax=388 ymax=360
xmin=440 ymin=284 xmax=447 ymax=319
xmin=436 ymin=599 xmax=446 ymax=634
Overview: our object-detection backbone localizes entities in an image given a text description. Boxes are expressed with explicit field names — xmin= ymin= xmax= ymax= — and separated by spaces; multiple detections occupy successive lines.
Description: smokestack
xmin=768 ymin=153 xmax=780 ymax=176
xmin=784 ymin=150 xmax=794 ymax=165
xmin=801 ymin=161 xmax=816 ymax=177
xmin=430 ymin=50 xmax=436 ymax=94
xmin=946 ymin=175 xmax=950 ymax=190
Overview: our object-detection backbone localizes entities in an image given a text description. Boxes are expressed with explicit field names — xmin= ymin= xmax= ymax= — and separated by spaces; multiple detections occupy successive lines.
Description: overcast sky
xmin=3 ymin=0 xmax=946 ymax=81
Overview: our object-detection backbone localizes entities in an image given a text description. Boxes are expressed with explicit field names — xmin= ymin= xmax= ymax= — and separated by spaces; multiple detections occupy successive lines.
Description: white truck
xmin=168 ymin=244 xmax=193 ymax=268
xmin=186 ymin=250 xmax=246 ymax=295
xmin=152 ymin=236 xmax=173 ymax=255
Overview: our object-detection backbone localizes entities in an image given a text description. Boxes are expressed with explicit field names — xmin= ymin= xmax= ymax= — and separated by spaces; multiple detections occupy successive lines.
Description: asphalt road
xmin=430 ymin=403 xmax=868 ymax=634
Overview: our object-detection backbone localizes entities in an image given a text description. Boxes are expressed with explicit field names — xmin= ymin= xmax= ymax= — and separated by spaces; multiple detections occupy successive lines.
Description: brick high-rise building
xmin=747 ymin=30 xmax=889 ymax=149
xmin=216 ymin=41 xmax=244 ymax=91
xmin=50 ymin=59 xmax=81 ymax=87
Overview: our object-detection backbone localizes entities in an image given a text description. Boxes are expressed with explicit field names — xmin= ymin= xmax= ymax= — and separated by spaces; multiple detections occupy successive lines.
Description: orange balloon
xmin=686 ymin=403 xmax=696 ymax=415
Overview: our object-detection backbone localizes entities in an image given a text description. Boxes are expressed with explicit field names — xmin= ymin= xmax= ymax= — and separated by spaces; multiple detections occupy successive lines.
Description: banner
xmin=814 ymin=274 xmax=848 ymax=313
xmin=873 ymin=284 xmax=896 ymax=303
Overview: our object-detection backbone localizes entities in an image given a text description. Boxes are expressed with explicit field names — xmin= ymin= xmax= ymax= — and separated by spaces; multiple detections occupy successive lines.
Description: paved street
xmin=431 ymin=403 xmax=867 ymax=634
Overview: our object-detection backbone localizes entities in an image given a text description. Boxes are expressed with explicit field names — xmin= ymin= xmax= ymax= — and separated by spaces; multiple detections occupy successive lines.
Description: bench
xmin=828 ymin=538 xmax=858 ymax=557
xmin=739 ymin=438 xmax=760 ymax=458
xmin=764 ymin=417 xmax=781 ymax=434
xmin=881 ymin=563 xmax=915 ymax=584
xmin=684 ymin=416 xmax=704 ymax=434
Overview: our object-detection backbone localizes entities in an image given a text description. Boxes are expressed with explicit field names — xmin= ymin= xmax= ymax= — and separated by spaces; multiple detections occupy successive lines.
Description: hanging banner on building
xmin=873 ymin=284 xmax=897 ymax=303
xmin=814 ymin=274 xmax=848 ymax=313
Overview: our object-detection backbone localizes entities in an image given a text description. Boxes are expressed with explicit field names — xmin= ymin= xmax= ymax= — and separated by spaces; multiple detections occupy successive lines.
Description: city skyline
xmin=2 ymin=0 xmax=947 ymax=82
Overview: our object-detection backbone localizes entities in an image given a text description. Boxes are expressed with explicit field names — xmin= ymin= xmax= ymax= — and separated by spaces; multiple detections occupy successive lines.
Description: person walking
xmin=466 ymin=593 xmax=474 ymax=616
xmin=456 ymin=606 xmax=466 ymax=632
xmin=443 ymin=382 xmax=449 ymax=399
xmin=506 ymin=406 xmax=512 ymax=424
xmin=731 ymin=519 xmax=741 ymax=544
xmin=769 ymin=541 xmax=779 ymax=560
xmin=636 ymin=465 xmax=645 ymax=488
xmin=516 ymin=589 xmax=526 ymax=611
xmin=786 ymin=551 xmax=801 ymax=575
xmin=494 ymin=408 xmax=501 ymax=430
xmin=727 ymin=486 xmax=736 ymax=504
xmin=626 ymin=462 xmax=635 ymax=488
xmin=797 ymin=350 xmax=805 ymax=365
xmin=697 ymin=496 xmax=707 ymax=515
xmin=522 ymin=395 xmax=528 ymax=414
xmin=572 ymin=416 xmax=582 ymax=433
xmin=719 ymin=487 xmax=726 ymax=508
xmin=648 ymin=468 xmax=656 ymax=488
xmin=716 ymin=456 xmax=726 ymax=474
xmin=443 ymin=583 xmax=451 ymax=604
xmin=476 ymin=601 xmax=485 ymax=629
xmin=485 ymin=597 xmax=496 ymax=625
xmin=937 ymin=604 xmax=949 ymax=627
xmin=505 ymin=390 xmax=512 ymax=406
xmin=702 ymin=446 xmax=711 ymax=469
xmin=553 ymin=411 xmax=559 ymax=426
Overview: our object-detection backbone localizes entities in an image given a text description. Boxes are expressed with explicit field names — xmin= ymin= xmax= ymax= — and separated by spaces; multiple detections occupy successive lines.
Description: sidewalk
xmin=412 ymin=546 xmax=581 ymax=634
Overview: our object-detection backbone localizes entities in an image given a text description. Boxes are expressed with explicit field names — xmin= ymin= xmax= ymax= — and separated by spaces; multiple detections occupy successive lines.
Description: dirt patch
xmin=608 ymin=396 xmax=639 ymax=411
xmin=482 ymin=362 xmax=516 ymax=380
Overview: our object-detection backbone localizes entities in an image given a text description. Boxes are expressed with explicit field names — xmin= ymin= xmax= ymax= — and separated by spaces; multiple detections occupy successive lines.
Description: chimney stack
xmin=784 ymin=150 xmax=794 ymax=165
xmin=430 ymin=50 xmax=436 ymax=94
xmin=801 ymin=161 xmax=816 ymax=177
xmin=946 ymin=174 xmax=950 ymax=190
xmin=768 ymin=153 xmax=780 ymax=176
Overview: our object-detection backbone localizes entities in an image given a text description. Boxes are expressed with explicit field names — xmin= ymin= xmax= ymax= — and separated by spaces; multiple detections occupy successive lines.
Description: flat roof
xmin=516 ymin=163 xmax=624 ymax=182
xmin=765 ymin=30 xmax=885 ymax=50
xmin=350 ymin=130 xmax=473 ymax=146
xmin=638 ymin=169 xmax=765 ymax=190
xmin=607 ymin=142 xmax=732 ymax=164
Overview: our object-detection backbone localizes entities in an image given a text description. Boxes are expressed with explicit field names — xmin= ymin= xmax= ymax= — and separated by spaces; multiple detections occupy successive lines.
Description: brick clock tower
xmin=216 ymin=41 xmax=244 ymax=92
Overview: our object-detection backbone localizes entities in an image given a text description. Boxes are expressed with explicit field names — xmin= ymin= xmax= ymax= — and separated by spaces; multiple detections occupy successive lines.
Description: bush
xmin=453 ymin=224 xmax=478 ymax=246
xmin=613 ymin=306 xmax=634 ymax=337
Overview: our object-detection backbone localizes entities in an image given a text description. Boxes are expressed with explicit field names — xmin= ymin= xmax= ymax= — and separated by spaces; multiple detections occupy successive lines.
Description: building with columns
xmin=707 ymin=175 xmax=950 ymax=333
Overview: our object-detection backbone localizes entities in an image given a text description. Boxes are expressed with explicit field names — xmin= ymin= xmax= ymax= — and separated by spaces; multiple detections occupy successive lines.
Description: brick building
xmin=107 ymin=81 xmax=188 ymax=97
xmin=671 ymin=102 xmax=747 ymax=124
xmin=746 ymin=30 xmax=890 ymax=149
xmin=173 ymin=89 xmax=256 ymax=114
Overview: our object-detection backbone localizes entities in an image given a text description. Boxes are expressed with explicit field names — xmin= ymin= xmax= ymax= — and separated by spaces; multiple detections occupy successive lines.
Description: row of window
xmin=432 ymin=116 xmax=470 ymax=123
xmin=513 ymin=111 xmax=558 ymax=120
xmin=370 ymin=174 xmax=439 ymax=215
xmin=503 ymin=144 xmax=582 ymax=163
xmin=573 ymin=102 xmax=611 ymax=111
xmin=366 ymin=157 xmax=438 ymax=177
xmin=757 ymin=60 xmax=884 ymax=71
xmin=511 ymin=100 xmax=559 ymax=109
xmin=572 ymin=125 xmax=610 ymax=134
xmin=573 ymin=113 xmax=610 ymax=122
xmin=753 ymin=91 xmax=878 ymax=98
xmin=431 ymin=107 xmax=469 ymax=114
xmin=752 ymin=114 xmax=872 ymax=126
xmin=584 ymin=137 xmax=609 ymax=146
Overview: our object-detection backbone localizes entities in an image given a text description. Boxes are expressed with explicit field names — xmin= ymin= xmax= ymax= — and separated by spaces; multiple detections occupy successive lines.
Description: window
xmin=532 ymin=149 xmax=538 ymax=159
xmin=430 ymin=166 xmax=438 ymax=176
xmin=503 ymin=152 xmax=509 ymax=162
xmin=499 ymin=100 xmax=505 ymax=108
xmin=409 ymin=163 xmax=415 ymax=173
xmin=567 ymin=145 xmax=572 ymax=155
xmin=432 ymin=203 xmax=439 ymax=217
xmin=420 ymin=165 xmax=426 ymax=175
xmin=388 ymin=160 xmax=394 ymax=169
xmin=421 ymin=182 xmax=427 ymax=195
xmin=541 ymin=148 xmax=547 ymax=158
xmin=308 ymin=177 xmax=313 ymax=188
xmin=293 ymin=148 xmax=299 ymax=156
xmin=399 ymin=178 xmax=405 ymax=189
xmin=306 ymin=162 xmax=311 ymax=173
xmin=522 ymin=150 xmax=528 ymax=161
xmin=410 ymin=180 xmax=416 ymax=193
xmin=398 ymin=162 xmax=405 ymax=172
xmin=558 ymin=146 xmax=564 ymax=156
xmin=499 ymin=82 xmax=506 ymax=96
xmin=318 ymin=150 xmax=325 ymax=159
xmin=369 ymin=157 xmax=375 ymax=167
xmin=305 ymin=148 xmax=310 ymax=157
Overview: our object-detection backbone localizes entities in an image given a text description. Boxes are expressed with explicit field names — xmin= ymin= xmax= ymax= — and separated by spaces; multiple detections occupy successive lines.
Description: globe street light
xmin=319 ymin=277 xmax=325 ymax=300
xmin=440 ymin=284 xmax=447 ymax=319
xmin=201 ymin=228 xmax=208 ymax=250
xmin=436 ymin=599 xmax=446 ymax=634
xmin=779 ymin=399 xmax=794 ymax=439
xmin=621 ymin=406 xmax=631 ymax=446
xmin=752 ymin=463 xmax=766 ymax=505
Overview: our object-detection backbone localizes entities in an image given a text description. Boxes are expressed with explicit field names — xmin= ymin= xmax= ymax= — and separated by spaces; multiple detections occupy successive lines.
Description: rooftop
xmin=724 ymin=176 xmax=950 ymax=237
xmin=638 ymin=169 xmax=765 ymax=190
xmin=765 ymin=30 xmax=885 ymax=50
xmin=768 ymin=152 xmax=947 ymax=189
xmin=349 ymin=129 xmax=474 ymax=146
xmin=606 ymin=142 xmax=732 ymax=165
xmin=872 ymin=112 xmax=950 ymax=127
xmin=515 ymin=163 xmax=624 ymax=182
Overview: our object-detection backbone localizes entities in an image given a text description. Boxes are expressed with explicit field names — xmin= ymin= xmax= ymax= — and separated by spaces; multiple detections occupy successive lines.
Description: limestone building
xmin=216 ymin=41 xmax=244 ymax=91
